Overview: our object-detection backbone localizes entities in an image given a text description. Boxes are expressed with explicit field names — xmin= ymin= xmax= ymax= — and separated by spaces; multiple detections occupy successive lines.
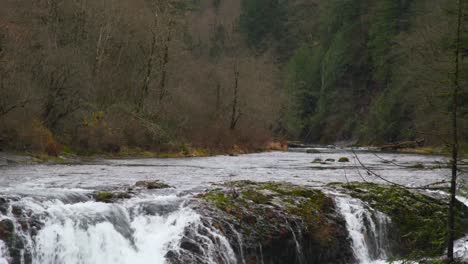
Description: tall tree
xmin=447 ymin=0 xmax=463 ymax=261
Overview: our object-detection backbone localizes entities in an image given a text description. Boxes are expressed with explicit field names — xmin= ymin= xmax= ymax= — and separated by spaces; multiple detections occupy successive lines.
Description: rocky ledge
xmin=168 ymin=181 xmax=468 ymax=264
xmin=171 ymin=181 xmax=355 ymax=264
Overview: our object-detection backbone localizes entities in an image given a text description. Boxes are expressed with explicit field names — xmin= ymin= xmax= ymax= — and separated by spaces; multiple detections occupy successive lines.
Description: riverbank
xmin=0 ymin=141 xmax=289 ymax=165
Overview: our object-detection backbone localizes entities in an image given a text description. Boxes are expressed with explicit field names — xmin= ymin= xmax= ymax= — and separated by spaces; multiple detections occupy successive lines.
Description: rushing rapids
xmin=0 ymin=148 xmax=467 ymax=263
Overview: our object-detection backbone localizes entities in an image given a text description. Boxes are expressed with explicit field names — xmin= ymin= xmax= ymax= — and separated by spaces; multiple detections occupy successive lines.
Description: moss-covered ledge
xmin=195 ymin=181 xmax=354 ymax=264
xmin=329 ymin=182 xmax=468 ymax=259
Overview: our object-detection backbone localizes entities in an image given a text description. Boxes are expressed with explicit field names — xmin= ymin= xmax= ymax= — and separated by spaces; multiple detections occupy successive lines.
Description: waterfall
xmin=454 ymin=195 xmax=468 ymax=261
xmin=333 ymin=194 xmax=391 ymax=264
xmin=0 ymin=193 xmax=236 ymax=264
xmin=0 ymin=241 xmax=8 ymax=264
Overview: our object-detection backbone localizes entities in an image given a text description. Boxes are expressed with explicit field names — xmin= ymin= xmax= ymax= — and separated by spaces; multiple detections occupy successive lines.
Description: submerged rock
xmin=190 ymin=181 xmax=354 ymax=264
xmin=135 ymin=180 xmax=171 ymax=189
xmin=94 ymin=191 xmax=132 ymax=203
xmin=0 ymin=219 xmax=14 ymax=243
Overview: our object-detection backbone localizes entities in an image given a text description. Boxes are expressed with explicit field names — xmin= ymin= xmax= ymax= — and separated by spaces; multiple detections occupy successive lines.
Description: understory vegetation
xmin=0 ymin=0 xmax=467 ymax=155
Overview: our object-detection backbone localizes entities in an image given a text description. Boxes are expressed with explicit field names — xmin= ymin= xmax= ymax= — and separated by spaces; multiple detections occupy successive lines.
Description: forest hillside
xmin=0 ymin=0 xmax=467 ymax=155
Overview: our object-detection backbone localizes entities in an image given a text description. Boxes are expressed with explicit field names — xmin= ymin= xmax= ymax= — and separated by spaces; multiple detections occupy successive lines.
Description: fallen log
xmin=380 ymin=139 xmax=425 ymax=151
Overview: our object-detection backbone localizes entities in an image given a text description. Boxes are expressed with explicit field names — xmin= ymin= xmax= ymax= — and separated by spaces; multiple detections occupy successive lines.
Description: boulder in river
xmin=135 ymin=180 xmax=171 ymax=189
xmin=94 ymin=191 xmax=132 ymax=203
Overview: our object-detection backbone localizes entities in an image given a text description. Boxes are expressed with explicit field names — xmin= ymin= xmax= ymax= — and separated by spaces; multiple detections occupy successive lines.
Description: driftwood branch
xmin=380 ymin=139 xmax=425 ymax=151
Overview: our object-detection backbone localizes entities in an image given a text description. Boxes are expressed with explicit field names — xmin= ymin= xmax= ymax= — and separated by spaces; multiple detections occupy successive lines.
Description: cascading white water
xmin=0 ymin=241 xmax=8 ymax=264
xmin=0 ymin=193 xmax=238 ymax=264
xmin=333 ymin=194 xmax=391 ymax=264
xmin=454 ymin=195 xmax=468 ymax=261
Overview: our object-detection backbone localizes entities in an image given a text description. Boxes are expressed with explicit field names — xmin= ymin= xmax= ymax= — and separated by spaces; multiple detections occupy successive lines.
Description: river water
xmin=0 ymin=148 xmax=466 ymax=263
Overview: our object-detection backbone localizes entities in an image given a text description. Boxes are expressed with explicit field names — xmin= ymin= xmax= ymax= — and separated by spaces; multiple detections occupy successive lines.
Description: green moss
xmin=312 ymin=158 xmax=322 ymax=163
xmin=200 ymin=181 xmax=348 ymax=251
xmin=201 ymin=191 xmax=239 ymax=211
xmin=61 ymin=146 xmax=74 ymax=155
xmin=409 ymin=163 xmax=425 ymax=169
xmin=135 ymin=180 xmax=170 ymax=189
xmin=242 ymin=189 xmax=271 ymax=204
xmin=95 ymin=191 xmax=114 ymax=202
xmin=338 ymin=157 xmax=349 ymax=162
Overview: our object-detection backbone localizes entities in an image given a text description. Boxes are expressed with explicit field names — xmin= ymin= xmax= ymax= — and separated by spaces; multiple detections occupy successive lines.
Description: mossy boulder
xmin=338 ymin=157 xmax=349 ymax=162
xmin=94 ymin=191 xmax=131 ymax=203
xmin=196 ymin=181 xmax=354 ymax=264
xmin=0 ymin=219 xmax=15 ymax=243
xmin=333 ymin=182 xmax=468 ymax=259
xmin=135 ymin=180 xmax=170 ymax=189
xmin=409 ymin=163 xmax=425 ymax=169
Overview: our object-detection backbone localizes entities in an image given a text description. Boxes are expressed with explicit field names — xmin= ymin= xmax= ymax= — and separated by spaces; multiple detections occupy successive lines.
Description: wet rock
xmin=0 ymin=198 xmax=8 ymax=215
xmin=325 ymin=158 xmax=335 ymax=162
xmin=194 ymin=181 xmax=355 ymax=264
xmin=95 ymin=191 xmax=114 ymax=203
xmin=180 ymin=237 xmax=204 ymax=255
xmin=0 ymin=219 xmax=15 ymax=242
xmin=11 ymin=206 xmax=22 ymax=217
xmin=0 ymin=218 xmax=28 ymax=264
xmin=306 ymin=149 xmax=321 ymax=154
xmin=409 ymin=163 xmax=425 ymax=169
xmin=135 ymin=180 xmax=170 ymax=189
xmin=94 ymin=191 xmax=132 ymax=203
xmin=338 ymin=157 xmax=349 ymax=162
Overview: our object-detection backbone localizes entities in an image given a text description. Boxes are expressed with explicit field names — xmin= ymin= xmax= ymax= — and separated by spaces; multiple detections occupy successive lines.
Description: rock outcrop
xmin=176 ymin=181 xmax=356 ymax=264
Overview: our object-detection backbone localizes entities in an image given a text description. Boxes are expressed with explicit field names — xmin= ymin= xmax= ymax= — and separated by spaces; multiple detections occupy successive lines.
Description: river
xmin=0 ymin=148 xmax=466 ymax=263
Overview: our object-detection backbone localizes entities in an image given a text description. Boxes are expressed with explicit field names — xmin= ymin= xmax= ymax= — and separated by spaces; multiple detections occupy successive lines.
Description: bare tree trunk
xmin=137 ymin=33 xmax=157 ymax=111
xmin=93 ymin=24 xmax=111 ymax=77
xmin=447 ymin=0 xmax=462 ymax=261
xmin=216 ymin=81 xmax=221 ymax=118
xmin=159 ymin=32 xmax=171 ymax=102
xmin=230 ymin=64 xmax=241 ymax=130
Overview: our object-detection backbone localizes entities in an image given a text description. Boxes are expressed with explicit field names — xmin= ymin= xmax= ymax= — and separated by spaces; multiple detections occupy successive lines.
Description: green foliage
xmin=239 ymin=0 xmax=287 ymax=49
xmin=280 ymin=0 xmax=466 ymax=145
xmin=283 ymin=0 xmax=366 ymax=142
xmin=368 ymin=0 xmax=411 ymax=82
xmin=364 ymin=87 xmax=410 ymax=143
xmin=283 ymin=45 xmax=321 ymax=137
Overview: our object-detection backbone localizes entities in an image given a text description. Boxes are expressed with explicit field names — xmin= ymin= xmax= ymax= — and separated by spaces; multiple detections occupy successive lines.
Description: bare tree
xmin=229 ymin=63 xmax=241 ymax=130
xmin=447 ymin=0 xmax=463 ymax=261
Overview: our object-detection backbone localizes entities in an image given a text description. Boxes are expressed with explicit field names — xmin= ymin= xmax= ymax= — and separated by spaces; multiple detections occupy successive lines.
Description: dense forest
xmin=0 ymin=0 xmax=467 ymax=155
